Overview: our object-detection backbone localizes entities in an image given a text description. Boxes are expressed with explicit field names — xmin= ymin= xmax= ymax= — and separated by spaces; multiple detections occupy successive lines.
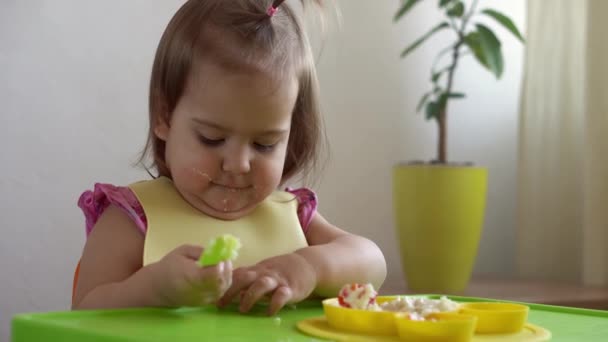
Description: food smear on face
xmin=192 ymin=168 xmax=213 ymax=182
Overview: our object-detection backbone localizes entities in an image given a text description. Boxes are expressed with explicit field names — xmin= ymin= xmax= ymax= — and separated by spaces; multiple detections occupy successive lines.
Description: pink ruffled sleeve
xmin=285 ymin=187 xmax=318 ymax=234
xmin=77 ymin=183 xmax=148 ymax=237
xmin=77 ymin=184 xmax=317 ymax=237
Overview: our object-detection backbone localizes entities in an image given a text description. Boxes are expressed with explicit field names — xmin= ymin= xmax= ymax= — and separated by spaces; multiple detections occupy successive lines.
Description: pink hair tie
xmin=267 ymin=6 xmax=278 ymax=17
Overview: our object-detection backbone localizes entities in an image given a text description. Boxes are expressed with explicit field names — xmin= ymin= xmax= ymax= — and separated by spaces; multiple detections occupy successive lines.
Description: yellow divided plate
xmin=297 ymin=317 xmax=551 ymax=342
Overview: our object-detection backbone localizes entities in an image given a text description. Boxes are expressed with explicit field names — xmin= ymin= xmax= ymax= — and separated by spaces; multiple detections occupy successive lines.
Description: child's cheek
xmin=171 ymin=166 xmax=213 ymax=191
xmin=190 ymin=166 xmax=213 ymax=183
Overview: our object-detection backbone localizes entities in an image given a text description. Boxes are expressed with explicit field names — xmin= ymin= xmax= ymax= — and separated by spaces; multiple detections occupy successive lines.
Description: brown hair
xmin=140 ymin=0 xmax=326 ymax=184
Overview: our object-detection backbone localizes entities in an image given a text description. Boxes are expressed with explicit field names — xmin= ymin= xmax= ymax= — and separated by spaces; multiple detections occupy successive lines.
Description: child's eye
xmin=198 ymin=135 xmax=225 ymax=147
xmin=253 ymin=142 xmax=276 ymax=152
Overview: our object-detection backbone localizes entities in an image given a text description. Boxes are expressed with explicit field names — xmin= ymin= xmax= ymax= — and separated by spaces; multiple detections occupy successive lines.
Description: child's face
xmin=154 ymin=60 xmax=299 ymax=220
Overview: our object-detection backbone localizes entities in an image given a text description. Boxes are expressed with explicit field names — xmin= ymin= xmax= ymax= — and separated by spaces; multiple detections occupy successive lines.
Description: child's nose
xmin=221 ymin=145 xmax=251 ymax=174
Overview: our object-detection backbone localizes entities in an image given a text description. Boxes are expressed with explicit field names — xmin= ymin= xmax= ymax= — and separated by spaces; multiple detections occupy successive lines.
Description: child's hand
xmin=218 ymin=252 xmax=317 ymax=315
xmin=150 ymin=244 xmax=233 ymax=307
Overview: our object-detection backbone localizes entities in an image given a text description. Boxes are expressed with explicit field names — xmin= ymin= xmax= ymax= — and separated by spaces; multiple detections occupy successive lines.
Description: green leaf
xmin=438 ymin=93 xmax=448 ymax=109
xmin=475 ymin=24 xmax=504 ymax=78
xmin=425 ymin=101 xmax=440 ymax=121
xmin=464 ymin=31 xmax=490 ymax=69
xmin=394 ymin=0 xmax=421 ymax=22
xmin=439 ymin=0 xmax=453 ymax=8
xmin=417 ymin=92 xmax=432 ymax=113
xmin=447 ymin=92 xmax=466 ymax=98
xmin=447 ymin=1 xmax=465 ymax=17
xmin=432 ymin=71 xmax=442 ymax=83
xmin=432 ymin=64 xmax=452 ymax=83
xmin=400 ymin=22 xmax=450 ymax=58
xmin=481 ymin=9 xmax=525 ymax=43
xmin=435 ymin=91 xmax=464 ymax=113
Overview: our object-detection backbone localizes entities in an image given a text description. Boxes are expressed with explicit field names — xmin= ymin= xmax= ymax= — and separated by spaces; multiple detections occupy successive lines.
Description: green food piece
xmin=198 ymin=234 xmax=242 ymax=267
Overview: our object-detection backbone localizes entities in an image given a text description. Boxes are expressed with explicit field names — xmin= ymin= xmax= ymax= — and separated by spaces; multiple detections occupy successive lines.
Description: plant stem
xmin=438 ymin=42 xmax=461 ymax=163
xmin=437 ymin=111 xmax=447 ymax=163
xmin=437 ymin=0 xmax=480 ymax=163
xmin=431 ymin=44 xmax=456 ymax=74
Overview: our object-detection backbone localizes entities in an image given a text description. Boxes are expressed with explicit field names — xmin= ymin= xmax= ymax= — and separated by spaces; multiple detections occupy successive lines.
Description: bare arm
xmin=73 ymin=205 xmax=232 ymax=310
xmin=72 ymin=205 xmax=163 ymax=309
xmin=219 ymin=212 xmax=387 ymax=314
xmin=295 ymin=212 xmax=387 ymax=297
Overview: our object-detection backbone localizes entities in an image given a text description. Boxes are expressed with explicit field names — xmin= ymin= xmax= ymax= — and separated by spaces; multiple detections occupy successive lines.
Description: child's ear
xmin=154 ymin=118 xmax=170 ymax=141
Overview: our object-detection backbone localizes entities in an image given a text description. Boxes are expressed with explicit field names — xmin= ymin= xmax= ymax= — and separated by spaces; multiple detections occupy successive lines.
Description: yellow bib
xmin=129 ymin=177 xmax=308 ymax=268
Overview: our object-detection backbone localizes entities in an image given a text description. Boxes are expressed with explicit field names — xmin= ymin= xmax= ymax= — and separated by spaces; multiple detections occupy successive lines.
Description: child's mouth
xmin=204 ymin=184 xmax=257 ymax=214
xmin=191 ymin=168 xmax=258 ymax=215
xmin=213 ymin=183 xmax=252 ymax=192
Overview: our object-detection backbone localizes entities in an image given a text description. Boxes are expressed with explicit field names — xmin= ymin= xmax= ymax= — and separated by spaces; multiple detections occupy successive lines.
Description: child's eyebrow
xmin=191 ymin=118 xmax=288 ymax=136
xmin=191 ymin=118 xmax=226 ymax=130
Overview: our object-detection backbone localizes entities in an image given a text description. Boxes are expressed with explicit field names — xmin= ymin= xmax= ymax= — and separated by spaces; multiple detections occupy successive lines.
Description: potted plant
xmin=392 ymin=0 xmax=525 ymax=292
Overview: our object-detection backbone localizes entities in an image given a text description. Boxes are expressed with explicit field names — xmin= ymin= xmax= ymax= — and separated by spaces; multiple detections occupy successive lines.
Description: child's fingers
xmin=174 ymin=244 xmax=204 ymax=260
xmin=220 ymin=261 xmax=233 ymax=291
xmin=239 ymin=276 xmax=278 ymax=313
xmin=198 ymin=292 xmax=220 ymax=306
xmin=192 ymin=262 xmax=231 ymax=305
xmin=194 ymin=261 xmax=225 ymax=284
xmin=218 ymin=268 xmax=257 ymax=307
xmin=268 ymin=286 xmax=293 ymax=316
xmin=208 ymin=261 xmax=233 ymax=295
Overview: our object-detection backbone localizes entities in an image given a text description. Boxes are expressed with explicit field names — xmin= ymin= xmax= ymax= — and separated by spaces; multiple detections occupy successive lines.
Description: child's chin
xmin=201 ymin=202 xmax=257 ymax=220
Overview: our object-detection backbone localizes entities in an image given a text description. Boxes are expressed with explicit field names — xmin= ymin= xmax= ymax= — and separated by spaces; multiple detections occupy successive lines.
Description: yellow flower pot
xmin=393 ymin=165 xmax=487 ymax=293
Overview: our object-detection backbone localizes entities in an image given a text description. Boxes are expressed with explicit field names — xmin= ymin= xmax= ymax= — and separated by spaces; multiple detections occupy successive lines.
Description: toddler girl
xmin=72 ymin=0 xmax=386 ymax=315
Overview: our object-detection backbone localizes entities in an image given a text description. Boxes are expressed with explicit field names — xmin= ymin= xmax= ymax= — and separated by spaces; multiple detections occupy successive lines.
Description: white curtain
xmin=517 ymin=0 xmax=608 ymax=285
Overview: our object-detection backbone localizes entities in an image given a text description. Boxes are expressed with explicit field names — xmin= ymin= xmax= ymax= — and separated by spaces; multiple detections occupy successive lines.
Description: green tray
xmin=11 ymin=296 xmax=608 ymax=341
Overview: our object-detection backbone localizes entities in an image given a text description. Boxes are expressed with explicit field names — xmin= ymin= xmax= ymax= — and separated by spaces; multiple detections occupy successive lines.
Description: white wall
xmin=0 ymin=0 xmax=525 ymax=340
xmin=313 ymin=0 xmax=525 ymax=284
